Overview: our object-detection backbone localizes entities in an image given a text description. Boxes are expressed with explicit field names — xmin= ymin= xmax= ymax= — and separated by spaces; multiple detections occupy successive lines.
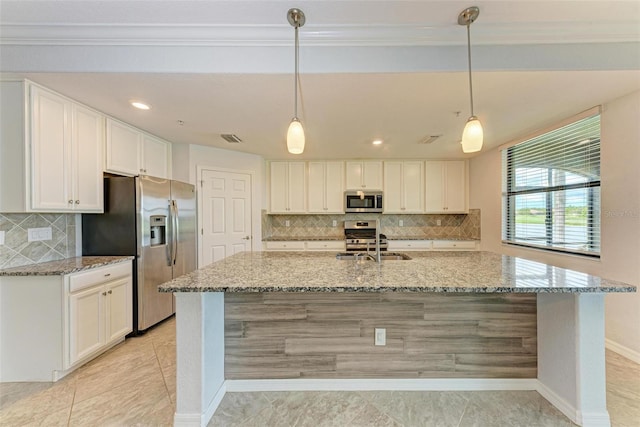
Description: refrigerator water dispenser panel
xmin=150 ymin=215 xmax=167 ymax=246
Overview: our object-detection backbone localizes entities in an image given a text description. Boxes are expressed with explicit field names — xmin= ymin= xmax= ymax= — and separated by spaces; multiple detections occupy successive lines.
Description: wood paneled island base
xmin=159 ymin=251 xmax=636 ymax=427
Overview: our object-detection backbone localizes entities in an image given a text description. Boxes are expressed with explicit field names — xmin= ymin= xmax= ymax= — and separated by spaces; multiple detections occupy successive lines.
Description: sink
xmin=335 ymin=252 xmax=411 ymax=261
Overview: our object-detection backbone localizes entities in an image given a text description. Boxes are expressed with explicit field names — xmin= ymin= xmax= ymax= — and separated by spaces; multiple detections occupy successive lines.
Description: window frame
xmin=501 ymin=110 xmax=601 ymax=258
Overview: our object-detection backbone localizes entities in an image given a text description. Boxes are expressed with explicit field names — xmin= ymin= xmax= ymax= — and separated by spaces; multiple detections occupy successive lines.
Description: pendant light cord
xmin=466 ymin=22 xmax=474 ymax=117
xmin=294 ymin=24 xmax=299 ymax=119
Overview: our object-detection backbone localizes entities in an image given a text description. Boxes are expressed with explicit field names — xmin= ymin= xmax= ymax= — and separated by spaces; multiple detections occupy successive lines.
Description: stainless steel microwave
xmin=344 ymin=191 xmax=383 ymax=213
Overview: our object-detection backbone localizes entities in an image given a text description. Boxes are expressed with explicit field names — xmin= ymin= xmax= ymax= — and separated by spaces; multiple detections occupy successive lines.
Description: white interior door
xmin=200 ymin=169 xmax=252 ymax=267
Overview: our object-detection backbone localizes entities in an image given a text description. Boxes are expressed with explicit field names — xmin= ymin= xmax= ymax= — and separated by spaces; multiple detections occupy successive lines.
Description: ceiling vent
xmin=221 ymin=134 xmax=242 ymax=143
xmin=419 ymin=135 xmax=442 ymax=144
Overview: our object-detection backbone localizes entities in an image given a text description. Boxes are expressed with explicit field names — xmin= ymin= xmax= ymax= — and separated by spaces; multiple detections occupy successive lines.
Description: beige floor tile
xmin=69 ymin=368 xmax=173 ymax=426
xmin=0 ymin=382 xmax=54 ymax=411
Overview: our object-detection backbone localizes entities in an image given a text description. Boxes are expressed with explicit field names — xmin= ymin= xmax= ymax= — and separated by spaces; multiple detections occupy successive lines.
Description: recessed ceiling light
xmin=372 ymin=139 xmax=383 ymax=145
xmin=130 ymin=101 xmax=151 ymax=110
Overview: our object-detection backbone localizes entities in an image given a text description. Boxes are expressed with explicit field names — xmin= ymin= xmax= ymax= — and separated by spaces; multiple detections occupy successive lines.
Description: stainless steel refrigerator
xmin=82 ymin=175 xmax=196 ymax=333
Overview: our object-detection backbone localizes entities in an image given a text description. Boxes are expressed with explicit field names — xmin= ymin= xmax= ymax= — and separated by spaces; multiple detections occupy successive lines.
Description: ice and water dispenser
xmin=150 ymin=215 xmax=167 ymax=246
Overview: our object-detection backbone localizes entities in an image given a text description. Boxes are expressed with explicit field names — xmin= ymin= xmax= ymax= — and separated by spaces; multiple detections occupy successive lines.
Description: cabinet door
xmin=324 ymin=161 xmax=345 ymax=213
xmin=142 ymin=134 xmax=171 ymax=178
xmin=269 ymin=162 xmax=289 ymax=213
xmin=68 ymin=285 xmax=104 ymax=367
xmin=307 ymin=162 xmax=326 ymax=213
xmin=403 ymin=161 xmax=424 ymax=213
xmin=105 ymin=119 xmax=142 ymax=176
xmin=30 ymin=86 xmax=72 ymax=211
xmin=362 ymin=161 xmax=383 ymax=190
xmin=105 ymin=277 xmax=132 ymax=344
xmin=72 ymin=104 xmax=104 ymax=212
xmin=425 ymin=161 xmax=445 ymax=213
xmin=287 ymin=162 xmax=306 ymax=213
xmin=383 ymin=161 xmax=403 ymax=212
xmin=345 ymin=161 xmax=364 ymax=189
xmin=444 ymin=161 xmax=467 ymax=213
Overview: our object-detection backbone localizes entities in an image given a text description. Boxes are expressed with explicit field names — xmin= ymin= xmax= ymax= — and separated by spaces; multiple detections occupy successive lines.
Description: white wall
xmin=469 ymin=90 xmax=640 ymax=361
xmin=172 ymin=144 xmax=265 ymax=253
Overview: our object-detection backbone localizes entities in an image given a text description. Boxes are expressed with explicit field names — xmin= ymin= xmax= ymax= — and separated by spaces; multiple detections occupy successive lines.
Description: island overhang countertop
xmin=158 ymin=251 xmax=636 ymax=294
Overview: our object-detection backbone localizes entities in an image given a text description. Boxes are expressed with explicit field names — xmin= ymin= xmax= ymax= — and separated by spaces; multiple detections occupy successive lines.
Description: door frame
xmin=196 ymin=166 xmax=259 ymax=268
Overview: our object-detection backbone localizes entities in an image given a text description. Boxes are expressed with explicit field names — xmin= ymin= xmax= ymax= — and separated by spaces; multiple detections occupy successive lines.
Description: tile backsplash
xmin=0 ymin=213 xmax=78 ymax=269
xmin=263 ymin=209 xmax=481 ymax=240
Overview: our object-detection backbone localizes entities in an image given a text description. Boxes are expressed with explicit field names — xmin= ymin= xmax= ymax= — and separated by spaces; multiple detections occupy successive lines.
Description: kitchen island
xmin=159 ymin=251 xmax=635 ymax=427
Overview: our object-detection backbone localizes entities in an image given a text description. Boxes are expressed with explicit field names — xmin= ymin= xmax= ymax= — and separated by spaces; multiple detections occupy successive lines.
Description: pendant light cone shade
xmin=461 ymin=116 xmax=483 ymax=153
xmin=286 ymin=8 xmax=306 ymax=154
xmin=458 ymin=6 xmax=483 ymax=153
xmin=287 ymin=118 xmax=305 ymax=154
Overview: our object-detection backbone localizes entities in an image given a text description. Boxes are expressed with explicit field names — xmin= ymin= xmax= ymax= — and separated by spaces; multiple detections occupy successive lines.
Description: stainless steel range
xmin=344 ymin=220 xmax=388 ymax=252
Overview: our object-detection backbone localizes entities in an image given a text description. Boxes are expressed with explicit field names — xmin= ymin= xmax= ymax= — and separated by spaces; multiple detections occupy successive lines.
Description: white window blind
xmin=502 ymin=114 xmax=601 ymax=257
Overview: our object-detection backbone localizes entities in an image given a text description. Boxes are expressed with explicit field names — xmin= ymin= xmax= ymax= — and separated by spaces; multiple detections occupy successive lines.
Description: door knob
xmin=242 ymin=236 xmax=251 ymax=240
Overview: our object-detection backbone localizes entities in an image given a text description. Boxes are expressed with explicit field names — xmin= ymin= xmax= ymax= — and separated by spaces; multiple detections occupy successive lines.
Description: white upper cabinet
xmin=345 ymin=161 xmax=383 ymax=190
xmin=308 ymin=161 xmax=344 ymax=213
xmin=425 ymin=160 xmax=468 ymax=213
xmin=269 ymin=161 xmax=306 ymax=213
xmin=383 ymin=161 xmax=424 ymax=213
xmin=141 ymin=134 xmax=171 ymax=178
xmin=105 ymin=119 xmax=141 ymax=176
xmin=105 ymin=118 xmax=172 ymax=179
xmin=0 ymin=81 xmax=104 ymax=213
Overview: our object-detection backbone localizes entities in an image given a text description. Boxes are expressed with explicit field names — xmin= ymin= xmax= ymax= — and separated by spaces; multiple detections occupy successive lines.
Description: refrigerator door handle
xmin=167 ymin=201 xmax=174 ymax=267
xmin=172 ymin=200 xmax=179 ymax=266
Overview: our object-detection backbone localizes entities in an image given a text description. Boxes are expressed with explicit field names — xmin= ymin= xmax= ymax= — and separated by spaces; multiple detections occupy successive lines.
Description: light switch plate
xmin=399 ymin=219 xmax=404 ymax=227
xmin=27 ymin=227 xmax=52 ymax=242
xmin=374 ymin=328 xmax=386 ymax=346
xmin=0 ymin=230 xmax=4 ymax=245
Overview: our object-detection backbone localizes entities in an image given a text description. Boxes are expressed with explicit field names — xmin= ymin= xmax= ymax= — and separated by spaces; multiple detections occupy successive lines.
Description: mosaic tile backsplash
xmin=263 ymin=209 xmax=480 ymax=240
xmin=0 ymin=213 xmax=78 ymax=269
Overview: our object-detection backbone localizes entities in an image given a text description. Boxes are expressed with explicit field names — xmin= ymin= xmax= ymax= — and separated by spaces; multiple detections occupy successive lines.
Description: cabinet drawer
xmin=306 ymin=241 xmax=345 ymax=251
xmin=432 ymin=240 xmax=477 ymax=250
xmin=69 ymin=261 xmax=131 ymax=293
xmin=388 ymin=240 xmax=432 ymax=250
xmin=264 ymin=241 xmax=306 ymax=251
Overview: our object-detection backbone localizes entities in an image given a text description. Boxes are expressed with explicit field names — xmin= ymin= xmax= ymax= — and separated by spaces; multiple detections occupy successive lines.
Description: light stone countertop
xmin=158 ymin=251 xmax=636 ymax=294
xmin=0 ymin=256 xmax=134 ymax=276
xmin=262 ymin=236 xmax=343 ymax=241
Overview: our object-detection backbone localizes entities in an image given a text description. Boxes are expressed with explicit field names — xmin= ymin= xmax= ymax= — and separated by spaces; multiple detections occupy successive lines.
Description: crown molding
xmin=1 ymin=22 xmax=639 ymax=47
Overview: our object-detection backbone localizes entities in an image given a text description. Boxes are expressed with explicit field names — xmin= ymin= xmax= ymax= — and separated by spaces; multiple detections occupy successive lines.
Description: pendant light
xmin=458 ymin=6 xmax=483 ymax=154
xmin=286 ymin=8 xmax=306 ymax=154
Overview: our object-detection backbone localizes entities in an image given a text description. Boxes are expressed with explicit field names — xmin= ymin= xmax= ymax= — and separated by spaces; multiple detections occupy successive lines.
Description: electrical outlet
xmin=285 ymin=220 xmax=290 ymax=227
xmin=27 ymin=227 xmax=52 ymax=242
xmin=0 ymin=230 xmax=4 ymax=245
xmin=332 ymin=220 xmax=337 ymax=227
xmin=436 ymin=219 xmax=442 ymax=226
xmin=374 ymin=328 xmax=386 ymax=346
xmin=399 ymin=219 xmax=404 ymax=227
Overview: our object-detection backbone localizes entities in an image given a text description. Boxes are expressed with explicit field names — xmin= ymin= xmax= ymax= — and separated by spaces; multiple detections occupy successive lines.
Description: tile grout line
xmin=66 ymin=383 xmax=77 ymax=427
xmin=151 ymin=336 xmax=174 ymax=407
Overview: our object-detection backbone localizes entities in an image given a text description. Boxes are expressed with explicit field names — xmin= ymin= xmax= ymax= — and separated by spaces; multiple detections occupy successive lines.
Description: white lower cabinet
xmin=68 ymin=272 xmax=132 ymax=367
xmin=264 ymin=241 xmax=345 ymax=251
xmin=388 ymin=240 xmax=478 ymax=251
xmin=0 ymin=260 xmax=132 ymax=382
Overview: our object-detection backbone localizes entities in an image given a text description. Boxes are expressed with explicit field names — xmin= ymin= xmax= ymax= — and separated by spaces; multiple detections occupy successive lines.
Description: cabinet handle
xmin=140 ymin=168 xmax=144 ymax=173
xmin=104 ymin=273 xmax=111 ymax=277
xmin=75 ymin=200 xmax=80 ymax=204
xmin=102 ymin=291 xmax=107 ymax=296
xmin=68 ymin=200 xmax=73 ymax=204
xmin=108 ymin=290 xmax=113 ymax=294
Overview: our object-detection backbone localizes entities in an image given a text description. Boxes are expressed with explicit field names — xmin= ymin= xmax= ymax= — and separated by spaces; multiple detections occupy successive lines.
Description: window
xmin=502 ymin=114 xmax=601 ymax=257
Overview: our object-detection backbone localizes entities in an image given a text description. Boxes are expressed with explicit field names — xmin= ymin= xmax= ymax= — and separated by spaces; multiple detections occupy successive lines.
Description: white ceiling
xmin=1 ymin=1 xmax=639 ymax=160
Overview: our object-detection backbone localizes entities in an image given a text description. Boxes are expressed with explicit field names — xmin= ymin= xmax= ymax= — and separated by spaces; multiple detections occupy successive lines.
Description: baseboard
xmin=606 ymin=338 xmax=640 ymax=364
xmin=224 ymin=378 xmax=538 ymax=392
xmin=576 ymin=411 xmax=612 ymax=427
xmin=173 ymin=382 xmax=227 ymax=427
xmin=535 ymin=380 xmax=579 ymax=425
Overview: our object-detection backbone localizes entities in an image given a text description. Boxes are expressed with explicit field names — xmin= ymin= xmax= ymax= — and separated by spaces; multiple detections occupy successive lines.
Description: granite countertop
xmin=0 ymin=256 xmax=134 ymax=276
xmin=263 ymin=236 xmax=343 ymax=241
xmin=159 ymin=251 xmax=636 ymax=294
xmin=385 ymin=236 xmax=480 ymax=241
